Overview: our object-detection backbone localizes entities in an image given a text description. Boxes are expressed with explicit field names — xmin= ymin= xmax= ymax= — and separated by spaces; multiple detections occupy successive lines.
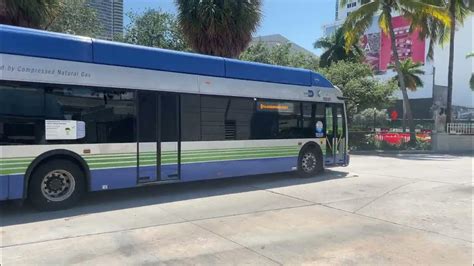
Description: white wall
xmin=433 ymin=16 xmax=473 ymax=108
xmin=324 ymin=8 xmax=474 ymax=108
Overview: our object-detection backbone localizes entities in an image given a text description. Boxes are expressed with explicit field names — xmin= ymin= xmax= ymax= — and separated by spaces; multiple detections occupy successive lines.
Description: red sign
xmin=390 ymin=110 xmax=398 ymax=121
xmin=379 ymin=16 xmax=425 ymax=71
xmin=375 ymin=132 xmax=431 ymax=144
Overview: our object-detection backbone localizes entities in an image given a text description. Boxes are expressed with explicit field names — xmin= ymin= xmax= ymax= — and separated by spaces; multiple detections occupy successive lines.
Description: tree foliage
xmin=470 ymin=74 xmax=474 ymax=91
xmin=353 ymin=108 xmax=389 ymax=128
xmin=0 ymin=0 xmax=62 ymax=29
xmin=469 ymin=53 xmax=474 ymax=90
xmin=49 ymin=0 xmax=101 ymax=37
xmin=314 ymin=27 xmax=363 ymax=67
xmin=118 ymin=9 xmax=188 ymax=51
xmin=175 ymin=0 xmax=262 ymax=57
xmin=239 ymin=42 xmax=319 ymax=71
xmin=320 ymin=61 xmax=397 ymax=123
xmin=340 ymin=0 xmax=450 ymax=143
xmin=388 ymin=59 xmax=425 ymax=91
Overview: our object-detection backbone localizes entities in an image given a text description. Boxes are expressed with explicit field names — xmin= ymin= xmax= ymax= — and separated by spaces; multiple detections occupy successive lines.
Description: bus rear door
xmin=137 ymin=91 xmax=180 ymax=183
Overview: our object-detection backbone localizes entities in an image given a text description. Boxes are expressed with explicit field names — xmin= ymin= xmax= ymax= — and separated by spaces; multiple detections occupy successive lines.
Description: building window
xmin=346 ymin=2 xmax=357 ymax=8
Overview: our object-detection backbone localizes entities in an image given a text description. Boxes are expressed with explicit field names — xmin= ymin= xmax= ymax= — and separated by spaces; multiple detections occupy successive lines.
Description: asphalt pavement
xmin=0 ymin=154 xmax=472 ymax=265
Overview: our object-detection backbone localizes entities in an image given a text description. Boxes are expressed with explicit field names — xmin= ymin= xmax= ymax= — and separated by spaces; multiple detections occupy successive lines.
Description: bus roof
xmin=0 ymin=25 xmax=334 ymax=88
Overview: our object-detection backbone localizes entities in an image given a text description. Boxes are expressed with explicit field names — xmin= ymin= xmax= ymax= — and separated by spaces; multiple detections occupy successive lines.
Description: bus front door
xmin=137 ymin=91 xmax=180 ymax=183
xmin=324 ymin=104 xmax=346 ymax=165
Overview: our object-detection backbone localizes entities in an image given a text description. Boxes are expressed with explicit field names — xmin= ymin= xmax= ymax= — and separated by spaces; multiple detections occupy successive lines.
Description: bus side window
xmin=0 ymin=85 xmax=45 ymax=145
xmin=181 ymin=94 xmax=201 ymax=141
xmin=315 ymin=103 xmax=326 ymax=138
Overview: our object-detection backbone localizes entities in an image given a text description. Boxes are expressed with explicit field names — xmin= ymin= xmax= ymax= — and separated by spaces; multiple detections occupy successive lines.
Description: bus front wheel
xmin=297 ymin=147 xmax=323 ymax=178
xmin=28 ymin=159 xmax=85 ymax=211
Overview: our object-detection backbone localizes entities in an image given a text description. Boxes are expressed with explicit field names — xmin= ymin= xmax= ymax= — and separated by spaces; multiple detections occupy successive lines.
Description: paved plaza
xmin=0 ymin=154 xmax=472 ymax=265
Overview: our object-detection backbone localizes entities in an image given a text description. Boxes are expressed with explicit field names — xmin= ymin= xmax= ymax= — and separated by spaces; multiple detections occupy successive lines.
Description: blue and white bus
xmin=0 ymin=25 xmax=349 ymax=210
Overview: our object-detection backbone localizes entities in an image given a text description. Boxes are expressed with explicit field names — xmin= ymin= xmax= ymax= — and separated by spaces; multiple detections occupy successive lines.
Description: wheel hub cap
xmin=301 ymin=152 xmax=317 ymax=173
xmin=41 ymin=170 xmax=76 ymax=202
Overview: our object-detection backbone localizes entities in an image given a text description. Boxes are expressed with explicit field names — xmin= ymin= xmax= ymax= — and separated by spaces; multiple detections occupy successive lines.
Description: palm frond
xmin=388 ymin=58 xmax=425 ymax=91
xmin=342 ymin=0 xmax=380 ymax=51
xmin=378 ymin=11 xmax=390 ymax=34
xmin=467 ymin=0 xmax=474 ymax=11
xmin=470 ymin=74 xmax=474 ymax=90
xmin=175 ymin=0 xmax=262 ymax=57
xmin=314 ymin=36 xmax=334 ymax=49
xmin=1 ymin=0 xmax=62 ymax=28
xmin=399 ymin=0 xmax=451 ymax=26
xmin=411 ymin=75 xmax=424 ymax=89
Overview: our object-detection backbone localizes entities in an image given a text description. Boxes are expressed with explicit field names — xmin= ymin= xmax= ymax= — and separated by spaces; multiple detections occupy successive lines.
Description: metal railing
xmin=447 ymin=123 xmax=474 ymax=135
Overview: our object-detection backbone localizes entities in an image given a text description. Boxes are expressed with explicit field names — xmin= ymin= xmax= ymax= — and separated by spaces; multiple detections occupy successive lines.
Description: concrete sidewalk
xmin=0 ymin=154 xmax=472 ymax=265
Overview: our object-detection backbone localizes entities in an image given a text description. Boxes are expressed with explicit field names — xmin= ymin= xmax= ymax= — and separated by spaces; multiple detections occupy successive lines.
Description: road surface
xmin=0 ymin=154 xmax=472 ymax=265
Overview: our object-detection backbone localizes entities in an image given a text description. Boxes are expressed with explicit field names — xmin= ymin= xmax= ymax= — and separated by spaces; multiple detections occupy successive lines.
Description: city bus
xmin=0 ymin=25 xmax=349 ymax=211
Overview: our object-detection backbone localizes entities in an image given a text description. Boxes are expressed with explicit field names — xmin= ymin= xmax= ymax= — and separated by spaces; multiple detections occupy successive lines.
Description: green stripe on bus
xmin=0 ymin=146 xmax=300 ymax=175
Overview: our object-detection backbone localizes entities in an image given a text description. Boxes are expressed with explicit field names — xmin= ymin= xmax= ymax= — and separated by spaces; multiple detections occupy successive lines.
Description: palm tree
xmin=314 ymin=27 xmax=363 ymax=67
xmin=468 ymin=53 xmax=474 ymax=90
xmin=389 ymin=59 xmax=425 ymax=91
xmin=444 ymin=0 xmax=472 ymax=123
xmin=175 ymin=0 xmax=262 ymax=58
xmin=0 ymin=0 xmax=62 ymax=29
xmin=389 ymin=59 xmax=425 ymax=129
xmin=341 ymin=0 xmax=450 ymax=143
xmin=412 ymin=0 xmax=472 ymax=123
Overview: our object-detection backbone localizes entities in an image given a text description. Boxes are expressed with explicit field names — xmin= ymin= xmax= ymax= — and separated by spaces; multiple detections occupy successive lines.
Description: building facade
xmin=324 ymin=0 xmax=473 ymax=120
xmin=251 ymin=34 xmax=316 ymax=56
xmin=88 ymin=0 xmax=124 ymax=40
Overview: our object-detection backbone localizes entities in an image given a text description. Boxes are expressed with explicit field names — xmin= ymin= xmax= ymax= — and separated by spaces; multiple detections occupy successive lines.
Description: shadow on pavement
xmin=0 ymin=169 xmax=349 ymax=226
xmin=362 ymin=153 xmax=470 ymax=161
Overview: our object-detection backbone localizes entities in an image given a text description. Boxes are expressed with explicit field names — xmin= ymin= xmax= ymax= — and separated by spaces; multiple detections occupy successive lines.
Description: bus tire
xmin=28 ymin=159 xmax=85 ymax=211
xmin=297 ymin=147 xmax=323 ymax=178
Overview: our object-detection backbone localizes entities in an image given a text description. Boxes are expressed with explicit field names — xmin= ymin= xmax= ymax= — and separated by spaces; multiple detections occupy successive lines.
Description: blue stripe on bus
xmin=225 ymin=58 xmax=312 ymax=86
xmin=311 ymin=72 xmax=334 ymax=88
xmin=0 ymin=174 xmax=24 ymax=200
xmin=0 ymin=175 xmax=9 ymax=200
xmin=89 ymin=156 xmax=297 ymax=191
xmin=0 ymin=25 xmax=334 ymax=88
xmin=0 ymin=25 xmax=93 ymax=63
xmin=92 ymin=40 xmax=226 ymax=77
xmin=180 ymin=156 xmax=297 ymax=182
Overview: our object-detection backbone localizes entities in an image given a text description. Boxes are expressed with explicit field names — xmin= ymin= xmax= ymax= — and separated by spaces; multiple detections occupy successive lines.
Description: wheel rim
xmin=301 ymin=152 xmax=317 ymax=173
xmin=41 ymin=170 xmax=76 ymax=202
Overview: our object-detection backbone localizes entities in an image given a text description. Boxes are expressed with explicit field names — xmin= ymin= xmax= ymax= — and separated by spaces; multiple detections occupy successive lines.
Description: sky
xmin=124 ymin=0 xmax=337 ymax=55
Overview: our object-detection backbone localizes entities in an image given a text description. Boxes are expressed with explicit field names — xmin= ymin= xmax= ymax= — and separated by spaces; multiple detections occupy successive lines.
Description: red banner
xmin=379 ymin=16 xmax=425 ymax=71
xmin=360 ymin=33 xmax=381 ymax=71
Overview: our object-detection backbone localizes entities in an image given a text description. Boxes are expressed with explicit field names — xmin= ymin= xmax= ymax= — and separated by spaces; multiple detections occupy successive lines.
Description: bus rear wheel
xmin=29 ymin=159 xmax=85 ymax=211
xmin=297 ymin=147 xmax=323 ymax=178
